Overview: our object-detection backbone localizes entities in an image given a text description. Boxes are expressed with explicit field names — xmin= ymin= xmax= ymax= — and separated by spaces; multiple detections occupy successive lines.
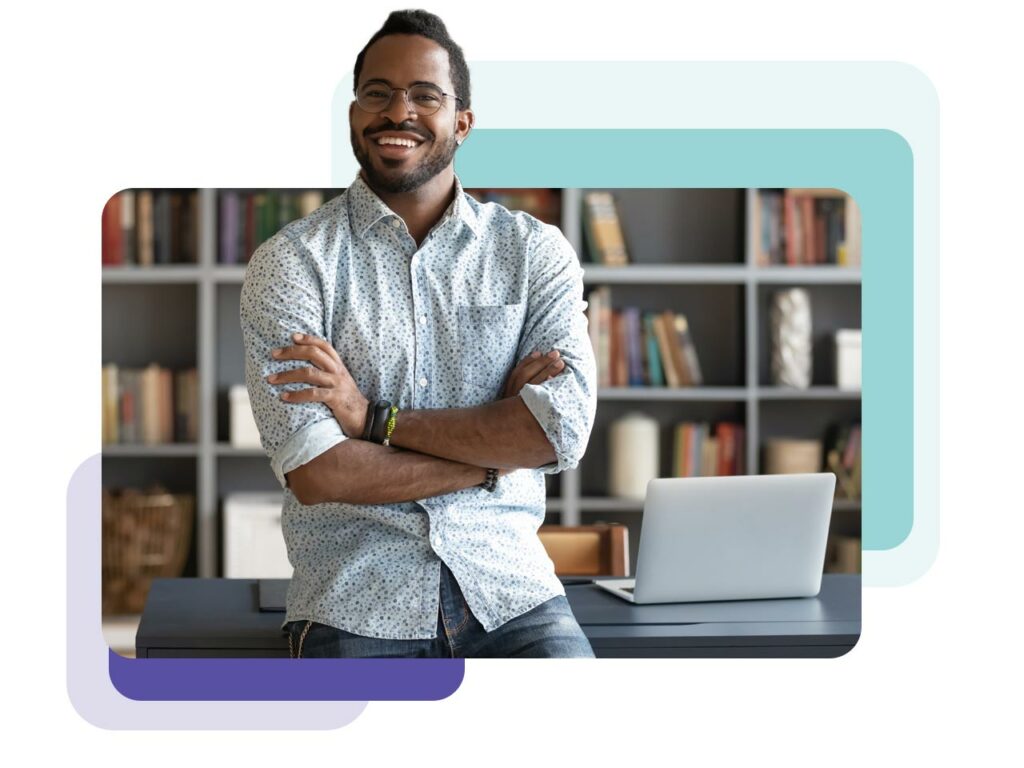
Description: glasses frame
xmin=355 ymin=81 xmax=465 ymax=116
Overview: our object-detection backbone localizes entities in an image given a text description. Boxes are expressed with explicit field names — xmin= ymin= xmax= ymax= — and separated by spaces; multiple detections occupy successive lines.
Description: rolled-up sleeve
xmin=239 ymin=233 xmax=348 ymax=491
xmin=516 ymin=223 xmax=598 ymax=474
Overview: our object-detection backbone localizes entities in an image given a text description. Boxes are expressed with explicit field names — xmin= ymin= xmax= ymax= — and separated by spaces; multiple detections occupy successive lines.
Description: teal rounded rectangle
xmin=455 ymin=128 xmax=912 ymax=550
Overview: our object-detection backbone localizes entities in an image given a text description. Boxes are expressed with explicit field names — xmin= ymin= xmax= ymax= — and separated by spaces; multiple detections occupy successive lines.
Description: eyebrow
xmin=362 ymin=77 xmax=443 ymax=90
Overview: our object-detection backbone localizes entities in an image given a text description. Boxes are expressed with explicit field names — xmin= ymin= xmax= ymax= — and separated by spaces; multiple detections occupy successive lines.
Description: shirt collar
xmin=347 ymin=172 xmax=481 ymax=239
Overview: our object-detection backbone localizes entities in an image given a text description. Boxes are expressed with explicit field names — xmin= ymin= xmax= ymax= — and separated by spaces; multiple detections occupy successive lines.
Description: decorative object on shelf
xmin=770 ymin=287 xmax=813 ymax=388
xmin=229 ymin=384 xmax=262 ymax=449
xmin=835 ymin=328 xmax=862 ymax=390
xmin=223 ymin=492 xmax=291 ymax=578
xmin=764 ymin=437 xmax=823 ymax=474
xmin=609 ymin=411 xmax=659 ymax=499
xmin=102 ymin=486 xmax=194 ymax=615
xmin=826 ymin=423 xmax=861 ymax=500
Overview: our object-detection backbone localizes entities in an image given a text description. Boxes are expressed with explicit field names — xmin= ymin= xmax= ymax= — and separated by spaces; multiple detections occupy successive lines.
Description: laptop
xmin=593 ymin=473 xmax=835 ymax=604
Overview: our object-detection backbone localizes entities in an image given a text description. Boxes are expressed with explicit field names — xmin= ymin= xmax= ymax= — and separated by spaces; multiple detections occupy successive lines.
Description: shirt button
xmin=419 ymin=315 xmax=427 ymax=325
xmin=419 ymin=377 xmax=428 ymax=387
xmin=392 ymin=219 xmax=402 ymax=229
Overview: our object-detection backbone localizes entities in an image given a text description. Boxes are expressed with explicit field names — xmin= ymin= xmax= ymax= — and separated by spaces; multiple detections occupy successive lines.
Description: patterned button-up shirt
xmin=240 ymin=173 xmax=597 ymax=639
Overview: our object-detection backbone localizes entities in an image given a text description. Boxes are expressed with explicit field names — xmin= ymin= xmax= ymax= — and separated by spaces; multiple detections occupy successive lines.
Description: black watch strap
xmin=369 ymin=400 xmax=391 ymax=444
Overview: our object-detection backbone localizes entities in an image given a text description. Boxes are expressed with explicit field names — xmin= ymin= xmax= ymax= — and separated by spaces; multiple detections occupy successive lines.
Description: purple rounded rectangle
xmin=109 ymin=651 xmax=465 ymax=701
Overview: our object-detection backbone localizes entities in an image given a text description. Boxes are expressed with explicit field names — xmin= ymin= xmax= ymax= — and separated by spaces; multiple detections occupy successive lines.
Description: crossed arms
xmin=282 ymin=347 xmax=569 ymax=506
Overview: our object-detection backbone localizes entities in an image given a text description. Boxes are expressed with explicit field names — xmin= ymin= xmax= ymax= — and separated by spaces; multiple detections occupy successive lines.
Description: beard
xmin=351 ymin=125 xmax=459 ymax=194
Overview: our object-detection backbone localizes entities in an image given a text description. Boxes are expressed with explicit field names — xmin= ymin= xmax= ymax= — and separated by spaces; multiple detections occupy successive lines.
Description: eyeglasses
xmin=355 ymin=81 xmax=464 ymax=116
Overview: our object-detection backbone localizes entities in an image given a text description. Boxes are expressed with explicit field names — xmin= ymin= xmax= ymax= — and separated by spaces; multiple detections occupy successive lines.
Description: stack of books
xmin=753 ymin=188 xmax=861 ymax=266
xmin=217 ymin=190 xmax=328 ymax=264
xmin=102 ymin=190 xmax=198 ymax=266
xmin=101 ymin=363 xmax=198 ymax=444
xmin=588 ymin=287 xmax=704 ymax=388
xmin=672 ymin=422 xmax=746 ymax=477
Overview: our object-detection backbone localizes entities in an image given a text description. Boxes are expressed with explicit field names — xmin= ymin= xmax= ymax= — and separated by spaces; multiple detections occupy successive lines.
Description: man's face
xmin=349 ymin=34 xmax=471 ymax=195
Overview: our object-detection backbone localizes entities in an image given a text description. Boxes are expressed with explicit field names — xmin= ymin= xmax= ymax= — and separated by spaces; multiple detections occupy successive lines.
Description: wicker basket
xmin=102 ymin=486 xmax=194 ymax=615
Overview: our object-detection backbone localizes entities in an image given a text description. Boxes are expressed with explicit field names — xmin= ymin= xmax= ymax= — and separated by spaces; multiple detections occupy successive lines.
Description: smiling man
xmin=240 ymin=9 xmax=598 ymax=658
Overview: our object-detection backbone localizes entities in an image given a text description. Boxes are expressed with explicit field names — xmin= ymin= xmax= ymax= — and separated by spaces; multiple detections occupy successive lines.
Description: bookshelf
xmin=102 ymin=187 xmax=861 ymax=582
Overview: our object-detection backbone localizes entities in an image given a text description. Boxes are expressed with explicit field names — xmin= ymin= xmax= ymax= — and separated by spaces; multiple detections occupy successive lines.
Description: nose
xmin=379 ymin=88 xmax=417 ymax=123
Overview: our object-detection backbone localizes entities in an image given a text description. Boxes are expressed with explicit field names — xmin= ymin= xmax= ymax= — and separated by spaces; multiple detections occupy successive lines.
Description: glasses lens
xmin=408 ymin=84 xmax=445 ymax=115
xmin=357 ymin=83 xmax=392 ymax=112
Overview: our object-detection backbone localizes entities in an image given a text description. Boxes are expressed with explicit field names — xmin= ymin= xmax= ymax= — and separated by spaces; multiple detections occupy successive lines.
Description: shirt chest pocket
xmin=457 ymin=303 xmax=527 ymax=398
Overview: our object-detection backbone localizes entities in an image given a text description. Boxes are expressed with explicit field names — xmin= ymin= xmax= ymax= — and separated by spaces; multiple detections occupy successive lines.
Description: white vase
xmin=770 ymin=288 xmax=813 ymax=388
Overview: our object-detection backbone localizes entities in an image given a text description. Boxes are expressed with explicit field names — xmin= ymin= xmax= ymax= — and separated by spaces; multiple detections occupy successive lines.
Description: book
xmin=101 ymin=194 xmax=122 ymax=266
xmin=754 ymin=190 xmax=785 ymax=265
xmin=102 ymin=363 xmax=119 ymax=443
xmin=220 ymin=192 xmax=241 ymax=265
xmin=154 ymin=191 xmax=171 ymax=265
xmin=652 ymin=312 xmax=680 ymax=387
xmin=174 ymin=368 xmax=198 ymax=442
xmin=582 ymin=191 xmax=629 ymax=265
xmin=119 ymin=369 xmax=139 ymax=444
xmin=660 ymin=310 xmax=692 ymax=386
xmin=136 ymin=190 xmax=154 ymax=266
xmin=840 ymin=195 xmax=862 ymax=266
xmin=298 ymin=190 xmax=326 ymax=218
xmin=624 ymin=307 xmax=644 ymax=386
xmin=612 ymin=310 xmax=628 ymax=387
xmin=672 ymin=313 xmax=704 ymax=386
xmin=701 ymin=435 xmax=719 ymax=477
xmin=643 ymin=312 xmax=665 ymax=387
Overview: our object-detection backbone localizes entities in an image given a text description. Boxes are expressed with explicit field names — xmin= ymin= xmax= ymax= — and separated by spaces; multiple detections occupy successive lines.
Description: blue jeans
xmin=285 ymin=561 xmax=595 ymax=658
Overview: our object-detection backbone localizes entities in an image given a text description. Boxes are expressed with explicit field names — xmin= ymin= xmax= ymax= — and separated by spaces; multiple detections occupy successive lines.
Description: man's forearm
xmin=292 ymin=438 xmax=488 ymax=506
xmin=385 ymin=395 xmax=556 ymax=470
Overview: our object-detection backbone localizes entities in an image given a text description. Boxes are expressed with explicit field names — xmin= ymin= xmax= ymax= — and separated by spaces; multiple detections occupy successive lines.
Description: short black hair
xmin=353 ymin=9 xmax=471 ymax=110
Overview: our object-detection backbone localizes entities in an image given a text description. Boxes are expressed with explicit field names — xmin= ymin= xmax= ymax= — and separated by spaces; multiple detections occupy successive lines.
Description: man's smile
xmin=367 ymin=129 xmax=428 ymax=160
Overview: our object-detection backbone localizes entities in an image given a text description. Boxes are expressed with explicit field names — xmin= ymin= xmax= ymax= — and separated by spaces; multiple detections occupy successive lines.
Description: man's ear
xmin=456 ymin=108 xmax=474 ymax=145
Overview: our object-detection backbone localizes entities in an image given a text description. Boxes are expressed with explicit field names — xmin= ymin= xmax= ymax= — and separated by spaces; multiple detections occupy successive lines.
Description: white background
xmin=4 ymin=0 xmax=1021 ymax=761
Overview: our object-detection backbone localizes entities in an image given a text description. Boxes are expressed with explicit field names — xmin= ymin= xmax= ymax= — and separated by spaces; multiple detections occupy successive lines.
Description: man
xmin=240 ymin=9 xmax=597 ymax=658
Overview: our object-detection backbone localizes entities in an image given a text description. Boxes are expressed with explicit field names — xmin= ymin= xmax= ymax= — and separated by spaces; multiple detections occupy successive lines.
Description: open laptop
xmin=593 ymin=473 xmax=835 ymax=603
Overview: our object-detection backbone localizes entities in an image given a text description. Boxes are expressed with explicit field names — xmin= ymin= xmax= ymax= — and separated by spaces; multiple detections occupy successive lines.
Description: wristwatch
xmin=479 ymin=467 xmax=499 ymax=492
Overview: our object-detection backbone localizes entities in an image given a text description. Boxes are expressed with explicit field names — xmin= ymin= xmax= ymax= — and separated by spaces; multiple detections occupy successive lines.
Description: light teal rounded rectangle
xmin=455 ymin=128 xmax=912 ymax=551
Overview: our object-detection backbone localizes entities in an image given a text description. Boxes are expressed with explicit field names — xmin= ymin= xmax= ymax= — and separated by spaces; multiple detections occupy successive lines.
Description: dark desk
xmin=136 ymin=575 xmax=860 ymax=659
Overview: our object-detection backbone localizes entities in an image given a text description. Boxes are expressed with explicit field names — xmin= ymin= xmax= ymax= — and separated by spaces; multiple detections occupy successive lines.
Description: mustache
xmin=365 ymin=122 xmax=432 ymax=141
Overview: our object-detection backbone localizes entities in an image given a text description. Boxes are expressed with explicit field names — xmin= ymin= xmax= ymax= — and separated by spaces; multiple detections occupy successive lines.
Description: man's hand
xmin=501 ymin=349 xmax=566 ymax=399
xmin=266 ymin=332 xmax=369 ymax=437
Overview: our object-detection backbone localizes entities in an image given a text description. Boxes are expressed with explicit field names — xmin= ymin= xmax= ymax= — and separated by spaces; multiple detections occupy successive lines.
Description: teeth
xmin=376 ymin=137 xmax=419 ymax=148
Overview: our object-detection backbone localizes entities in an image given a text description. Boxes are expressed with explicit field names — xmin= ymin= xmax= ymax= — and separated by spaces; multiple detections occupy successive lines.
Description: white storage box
xmin=229 ymin=384 xmax=263 ymax=448
xmin=835 ymin=329 xmax=862 ymax=390
xmin=223 ymin=492 xmax=292 ymax=578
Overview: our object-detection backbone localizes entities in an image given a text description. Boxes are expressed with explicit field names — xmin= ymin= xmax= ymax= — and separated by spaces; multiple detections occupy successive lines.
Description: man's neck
xmin=363 ymin=167 xmax=457 ymax=246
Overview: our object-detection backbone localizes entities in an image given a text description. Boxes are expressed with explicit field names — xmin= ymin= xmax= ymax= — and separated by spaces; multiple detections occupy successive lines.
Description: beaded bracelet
xmin=382 ymin=405 xmax=399 ymax=446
